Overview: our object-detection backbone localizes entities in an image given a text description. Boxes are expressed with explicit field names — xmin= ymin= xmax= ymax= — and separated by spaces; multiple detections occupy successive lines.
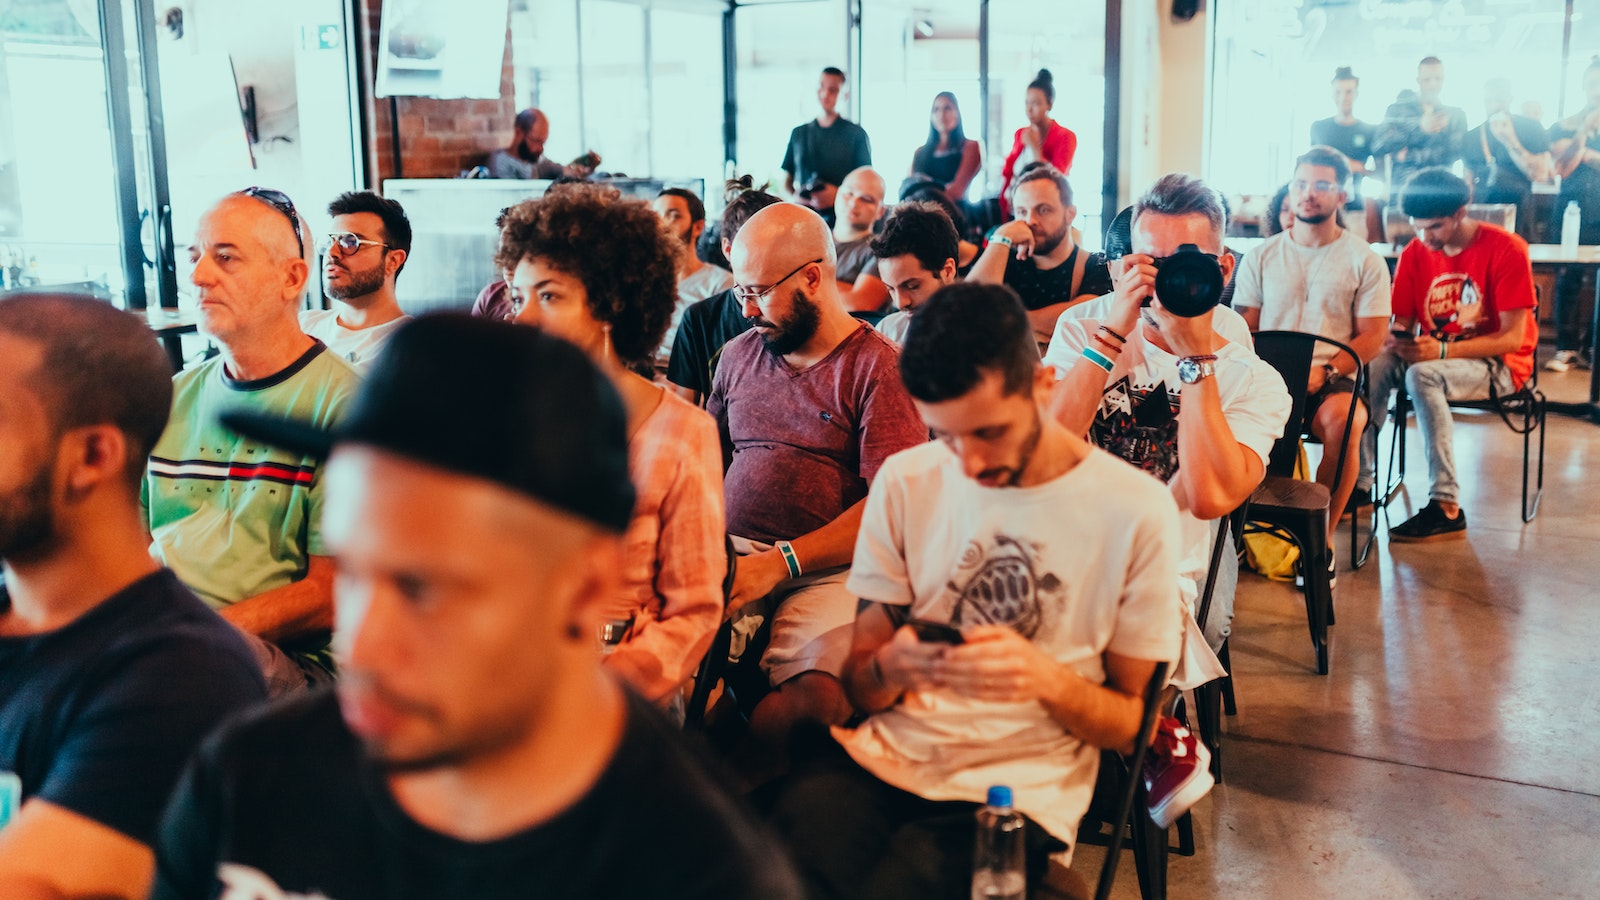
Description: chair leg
xmin=1194 ymin=681 xmax=1223 ymax=784
xmin=1296 ymin=519 xmax=1332 ymax=675
xmin=1523 ymin=397 xmax=1546 ymax=522
xmin=1129 ymin=785 xmax=1169 ymax=900
xmin=1173 ymin=811 xmax=1196 ymax=857
xmin=1218 ymin=639 xmax=1237 ymax=716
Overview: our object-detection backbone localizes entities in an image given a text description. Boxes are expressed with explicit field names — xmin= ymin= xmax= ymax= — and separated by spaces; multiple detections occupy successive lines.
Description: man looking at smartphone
xmin=769 ymin=284 xmax=1185 ymax=897
xmin=1362 ymin=168 xmax=1537 ymax=542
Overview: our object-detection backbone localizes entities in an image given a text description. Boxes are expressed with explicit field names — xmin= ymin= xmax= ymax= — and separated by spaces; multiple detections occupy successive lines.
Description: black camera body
xmin=796 ymin=177 xmax=826 ymax=200
xmin=1151 ymin=243 xmax=1224 ymax=318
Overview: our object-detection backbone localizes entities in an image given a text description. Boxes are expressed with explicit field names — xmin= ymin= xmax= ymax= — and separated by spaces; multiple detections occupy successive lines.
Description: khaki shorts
xmin=729 ymin=535 xmax=857 ymax=686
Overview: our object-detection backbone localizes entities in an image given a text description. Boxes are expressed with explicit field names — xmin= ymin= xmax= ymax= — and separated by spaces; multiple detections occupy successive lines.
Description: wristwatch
xmin=1177 ymin=355 xmax=1218 ymax=384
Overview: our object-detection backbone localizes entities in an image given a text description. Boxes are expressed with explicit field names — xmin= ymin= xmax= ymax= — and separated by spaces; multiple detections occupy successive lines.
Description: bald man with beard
xmin=707 ymin=204 xmax=926 ymax=785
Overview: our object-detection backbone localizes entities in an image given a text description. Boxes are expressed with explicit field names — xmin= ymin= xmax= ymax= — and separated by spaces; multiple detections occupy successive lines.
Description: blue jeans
xmin=1360 ymin=350 xmax=1514 ymax=504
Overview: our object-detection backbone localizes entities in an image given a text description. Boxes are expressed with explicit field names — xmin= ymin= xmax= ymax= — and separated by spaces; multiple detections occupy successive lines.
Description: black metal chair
xmin=683 ymin=536 xmax=738 ymax=732
xmin=1378 ymin=350 xmax=1546 ymax=523
xmin=1191 ymin=504 xmax=1249 ymax=785
xmin=1243 ymin=331 xmax=1368 ymax=676
xmin=1074 ymin=661 xmax=1172 ymax=900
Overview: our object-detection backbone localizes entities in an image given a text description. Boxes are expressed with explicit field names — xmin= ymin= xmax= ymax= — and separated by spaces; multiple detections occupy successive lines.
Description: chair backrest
xmin=1093 ymin=660 xmax=1171 ymax=900
xmin=1250 ymin=331 xmax=1363 ymax=480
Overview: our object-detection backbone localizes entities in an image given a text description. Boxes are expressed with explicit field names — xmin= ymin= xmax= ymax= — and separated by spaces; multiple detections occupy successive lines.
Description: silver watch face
xmin=1177 ymin=358 xmax=1212 ymax=384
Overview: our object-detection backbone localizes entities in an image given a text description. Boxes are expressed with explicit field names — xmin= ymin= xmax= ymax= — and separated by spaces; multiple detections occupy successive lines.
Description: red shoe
xmin=1142 ymin=716 xmax=1214 ymax=829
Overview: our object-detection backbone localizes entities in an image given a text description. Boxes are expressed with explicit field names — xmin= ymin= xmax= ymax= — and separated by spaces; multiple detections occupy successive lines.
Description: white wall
xmin=1118 ymin=0 xmax=1211 ymax=204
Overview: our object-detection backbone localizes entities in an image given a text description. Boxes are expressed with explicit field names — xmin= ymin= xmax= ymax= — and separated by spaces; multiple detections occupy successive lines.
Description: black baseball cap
xmin=222 ymin=313 xmax=636 ymax=533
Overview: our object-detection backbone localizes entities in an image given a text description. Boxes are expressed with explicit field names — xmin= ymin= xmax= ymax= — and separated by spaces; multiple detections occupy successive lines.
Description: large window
xmin=734 ymin=0 xmax=848 ymax=195
xmin=1210 ymin=0 xmax=1576 ymax=208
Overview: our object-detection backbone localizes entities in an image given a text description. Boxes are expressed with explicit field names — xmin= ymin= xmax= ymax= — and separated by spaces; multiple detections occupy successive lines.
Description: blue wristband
xmin=1082 ymin=345 xmax=1116 ymax=373
xmin=776 ymin=541 xmax=803 ymax=578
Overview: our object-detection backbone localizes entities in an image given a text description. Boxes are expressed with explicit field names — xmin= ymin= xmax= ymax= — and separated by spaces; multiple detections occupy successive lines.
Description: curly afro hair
xmin=494 ymin=183 xmax=679 ymax=367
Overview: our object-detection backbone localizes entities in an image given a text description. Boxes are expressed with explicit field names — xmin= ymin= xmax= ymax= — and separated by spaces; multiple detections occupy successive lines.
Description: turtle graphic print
xmin=944 ymin=534 xmax=1066 ymax=640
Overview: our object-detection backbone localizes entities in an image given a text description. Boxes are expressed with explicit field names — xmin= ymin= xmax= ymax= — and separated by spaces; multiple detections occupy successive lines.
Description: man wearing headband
xmin=151 ymin=316 xmax=803 ymax=899
xmin=145 ymin=189 xmax=361 ymax=696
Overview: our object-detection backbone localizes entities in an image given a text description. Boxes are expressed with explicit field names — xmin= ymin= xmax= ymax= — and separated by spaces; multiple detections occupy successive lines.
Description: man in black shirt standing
xmin=0 ymin=293 xmax=265 ymax=900
xmin=782 ymin=67 xmax=872 ymax=226
xmin=153 ymin=317 xmax=803 ymax=900
xmin=1374 ymin=56 xmax=1469 ymax=194
xmin=1463 ymin=78 xmax=1552 ymax=240
xmin=967 ymin=163 xmax=1111 ymax=345
xmin=1310 ymin=66 xmax=1376 ymax=233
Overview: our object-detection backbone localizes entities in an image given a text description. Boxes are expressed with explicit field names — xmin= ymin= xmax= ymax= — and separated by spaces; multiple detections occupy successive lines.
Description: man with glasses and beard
xmin=300 ymin=191 xmax=412 ymax=372
xmin=0 ymin=294 xmax=263 ymax=900
xmin=1234 ymin=146 xmax=1391 ymax=532
xmin=653 ymin=188 xmax=734 ymax=363
xmin=707 ymin=203 xmax=926 ymax=786
xmin=967 ymin=162 xmax=1111 ymax=345
xmin=147 ymin=188 xmax=361 ymax=697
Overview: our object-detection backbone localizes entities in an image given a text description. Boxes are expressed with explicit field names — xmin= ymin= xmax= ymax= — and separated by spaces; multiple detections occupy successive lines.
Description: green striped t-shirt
xmin=144 ymin=342 xmax=361 ymax=609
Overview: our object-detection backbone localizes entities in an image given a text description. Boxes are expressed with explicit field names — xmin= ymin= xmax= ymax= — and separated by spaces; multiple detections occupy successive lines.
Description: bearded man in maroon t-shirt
xmin=707 ymin=203 xmax=927 ymax=784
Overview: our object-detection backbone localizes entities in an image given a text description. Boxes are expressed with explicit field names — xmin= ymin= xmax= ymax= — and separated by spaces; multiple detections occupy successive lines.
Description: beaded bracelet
xmin=1097 ymin=324 xmax=1128 ymax=345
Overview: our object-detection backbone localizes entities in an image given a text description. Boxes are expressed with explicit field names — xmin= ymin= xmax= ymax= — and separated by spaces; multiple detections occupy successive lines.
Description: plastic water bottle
xmin=971 ymin=785 xmax=1026 ymax=900
xmin=1562 ymin=201 xmax=1582 ymax=256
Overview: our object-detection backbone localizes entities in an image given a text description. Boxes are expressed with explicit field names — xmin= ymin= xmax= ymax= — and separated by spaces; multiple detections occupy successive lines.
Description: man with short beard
xmin=653 ymin=188 xmax=733 ymax=361
xmin=707 ymin=203 xmax=926 ymax=786
xmin=0 ymin=293 xmax=263 ymax=900
xmin=1234 ymin=146 xmax=1391 ymax=532
xmin=300 ymin=191 xmax=412 ymax=372
xmin=967 ymin=163 xmax=1111 ymax=344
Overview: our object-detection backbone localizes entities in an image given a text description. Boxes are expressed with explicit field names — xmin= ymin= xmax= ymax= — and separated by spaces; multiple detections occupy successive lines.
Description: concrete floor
xmin=1073 ymin=366 xmax=1600 ymax=899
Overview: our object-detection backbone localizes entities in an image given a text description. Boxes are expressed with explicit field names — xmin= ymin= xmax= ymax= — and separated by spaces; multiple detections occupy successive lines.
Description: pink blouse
xmin=602 ymin=388 xmax=727 ymax=702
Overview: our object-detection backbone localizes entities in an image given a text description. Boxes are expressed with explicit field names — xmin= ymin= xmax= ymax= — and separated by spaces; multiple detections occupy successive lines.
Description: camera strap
xmin=1068 ymin=245 xmax=1089 ymax=298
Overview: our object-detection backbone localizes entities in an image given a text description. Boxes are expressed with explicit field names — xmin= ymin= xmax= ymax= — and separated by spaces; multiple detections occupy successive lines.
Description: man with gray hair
xmin=146 ymin=188 xmax=361 ymax=696
xmin=708 ymin=202 xmax=926 ymax=785
xmin=1043 ymin=173 xmax=1290 ymax=689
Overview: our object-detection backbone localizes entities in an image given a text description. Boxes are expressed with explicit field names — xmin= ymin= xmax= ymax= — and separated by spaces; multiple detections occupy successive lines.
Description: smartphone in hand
xmin=907 ymin=619 xmax=964 ymax=644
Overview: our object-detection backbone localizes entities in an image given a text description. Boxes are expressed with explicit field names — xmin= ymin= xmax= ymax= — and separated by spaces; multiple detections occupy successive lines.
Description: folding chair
xmin=1077 ymin=661 xmax=1172 ymax=900
xmin=1244 ymin=331 xmax=1369 ymax=675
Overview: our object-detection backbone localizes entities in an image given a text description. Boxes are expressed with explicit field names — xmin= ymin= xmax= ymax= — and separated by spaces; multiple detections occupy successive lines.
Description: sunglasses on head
xmin=238 ymin=186 xmax=304 ymax=260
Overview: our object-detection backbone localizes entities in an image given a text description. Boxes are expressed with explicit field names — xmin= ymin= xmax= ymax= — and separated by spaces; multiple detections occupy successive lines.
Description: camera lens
xmin=1153 ymin=244 xmax=1223 ymax=318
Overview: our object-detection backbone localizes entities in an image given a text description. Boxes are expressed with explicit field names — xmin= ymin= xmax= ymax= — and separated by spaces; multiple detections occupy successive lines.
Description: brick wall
xmin=359 ymin=0 xmax=518 ymax=186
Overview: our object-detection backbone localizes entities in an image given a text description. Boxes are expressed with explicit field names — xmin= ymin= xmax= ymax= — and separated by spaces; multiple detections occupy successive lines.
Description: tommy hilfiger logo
xmin=148 ymin=457 xmax=316 ymax=487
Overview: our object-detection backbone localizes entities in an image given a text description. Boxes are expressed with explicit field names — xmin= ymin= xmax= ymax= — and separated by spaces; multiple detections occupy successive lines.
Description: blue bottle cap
xmin=986 ymin=785 xmax=1013 ymax=808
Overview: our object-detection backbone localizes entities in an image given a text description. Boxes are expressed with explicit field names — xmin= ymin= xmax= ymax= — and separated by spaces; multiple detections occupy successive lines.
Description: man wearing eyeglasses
xmin=706 ymin=203 xmax=926 ymax=786
xmin=1233 ymin=146 xmax=1392 ymax=532
xmin=145 ymin=188 xmax=361 ymax=697
xmin=300 ymin=191 xmax=412 ymax=372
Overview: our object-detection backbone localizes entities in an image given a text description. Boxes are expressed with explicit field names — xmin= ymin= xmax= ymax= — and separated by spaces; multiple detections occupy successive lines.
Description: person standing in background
xmin=782 ymin=67 xmax=872 ymax=226
xmin=909 ymin=92 xmax=982 ymax=205
xmin=1545 ymin=57 xmax=1600 ymax=372
xmin=1463 ymin=78 xmax=1552 ymax=241
xmin=1000 ymin=70 xmax=1077 ymax=217
xmin=1310 ymin=67 xmax=1375 ymax=240
xmin=1374 ymin=57 xmax=1468 ymax=195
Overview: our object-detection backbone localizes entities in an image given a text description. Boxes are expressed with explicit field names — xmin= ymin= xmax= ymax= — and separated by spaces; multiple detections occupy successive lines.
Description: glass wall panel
xmin=578 ymin=0 xmax=649 ymax=176
xmin=649 ymin=6 xmax=725 ymax=194
xmin=734 ymin=0 xmax=848 ymax=195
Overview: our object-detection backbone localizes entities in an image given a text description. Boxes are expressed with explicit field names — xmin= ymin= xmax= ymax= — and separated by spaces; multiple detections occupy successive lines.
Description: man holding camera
xmin=771 ymin=284 xmax=1184 ymax=896
xmin=1043 ymin=174 xmax=1290 ymax=677
xmin=1362 ymin=168 xmax=1538 ymax=542
xmin=782 ymin=67 xmax=872 ymax=227
xmin=1234 ymin=147 xmax=1392 ymax=533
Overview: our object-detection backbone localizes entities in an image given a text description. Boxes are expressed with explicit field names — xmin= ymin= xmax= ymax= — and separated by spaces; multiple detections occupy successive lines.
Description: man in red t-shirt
xmin=1363 ymin=168 xmax=1538 ymax=541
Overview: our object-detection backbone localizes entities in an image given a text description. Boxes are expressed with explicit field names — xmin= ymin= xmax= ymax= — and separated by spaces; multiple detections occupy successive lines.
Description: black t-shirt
xmin=1464 ymin=115 xmax=1550 ymax=203
xmin=1550 ymin=121 xmax=1600 ymax=234
xmin=665 ymin=288 xmax=753 ymax=398
xmin=781 ymin=118 xmax=872 ymax=190
xmin=1309 ymin=117 xmax=1376 ymax=208
xmin=0 ymin=569 xmax=265 ymax=844
xmin=152 ymin=688 xmax=805 ymax=899
xmin=1003 ymin=247 xmax=1113 ymax=311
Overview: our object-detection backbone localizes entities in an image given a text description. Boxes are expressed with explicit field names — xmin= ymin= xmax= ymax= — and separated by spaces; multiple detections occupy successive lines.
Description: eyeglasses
xmin=238 ymin=186 xmax=304 ymax=259
xmin=321 ymin=232 xmax=390 ymax=256
xmin=1292 ymin=179 xmax=1342 ymax=195
xmin=733 ymin=258 xmax=823 ymax=305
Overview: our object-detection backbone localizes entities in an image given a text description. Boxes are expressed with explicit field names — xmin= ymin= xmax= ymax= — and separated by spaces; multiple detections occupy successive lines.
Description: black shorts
xmin=1305 ymin=373 xmax=1364 ymax=423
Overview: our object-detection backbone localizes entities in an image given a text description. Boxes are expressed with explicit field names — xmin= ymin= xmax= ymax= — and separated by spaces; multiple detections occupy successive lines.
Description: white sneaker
xmin=1545 ymin=350 xmax=1580 ymax=373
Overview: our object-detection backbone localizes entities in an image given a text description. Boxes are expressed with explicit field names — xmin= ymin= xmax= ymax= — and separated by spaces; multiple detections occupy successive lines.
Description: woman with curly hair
xmin=496 ymin=183 xmax=725 ymax=708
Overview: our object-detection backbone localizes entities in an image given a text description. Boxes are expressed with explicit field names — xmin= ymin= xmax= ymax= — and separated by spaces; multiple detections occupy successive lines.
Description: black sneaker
xmin=1389 ymin=501 xmax=1467 ymax=543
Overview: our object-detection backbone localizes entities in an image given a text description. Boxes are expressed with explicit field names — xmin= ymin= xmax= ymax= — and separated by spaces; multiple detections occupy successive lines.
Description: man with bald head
xmin=487 ymin=108 xmax=595 ymax=180
xmin=832 ymin=166 xmax=891 ymax=314
xmin=706 ymin=203 xmax=925 ymax=784
xmin=146 ymin=189 xmax=361 ymax=696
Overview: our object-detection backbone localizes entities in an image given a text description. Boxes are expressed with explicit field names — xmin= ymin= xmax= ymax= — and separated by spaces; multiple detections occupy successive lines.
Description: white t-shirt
xmin=1231 ymin=229 xmax=1392 ymax=367
xmin=658 ymin=264 xmax=736 ymax=362
xmin=875 ymin=309 xmax=912 ymax=346
xmin=1043 ymin=296 xmax=1291 ymax=686
xmin=839 ymin=444 xmax=1183 ymax=853
xmin=298 ymin=308 xmax=408 ymax=373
